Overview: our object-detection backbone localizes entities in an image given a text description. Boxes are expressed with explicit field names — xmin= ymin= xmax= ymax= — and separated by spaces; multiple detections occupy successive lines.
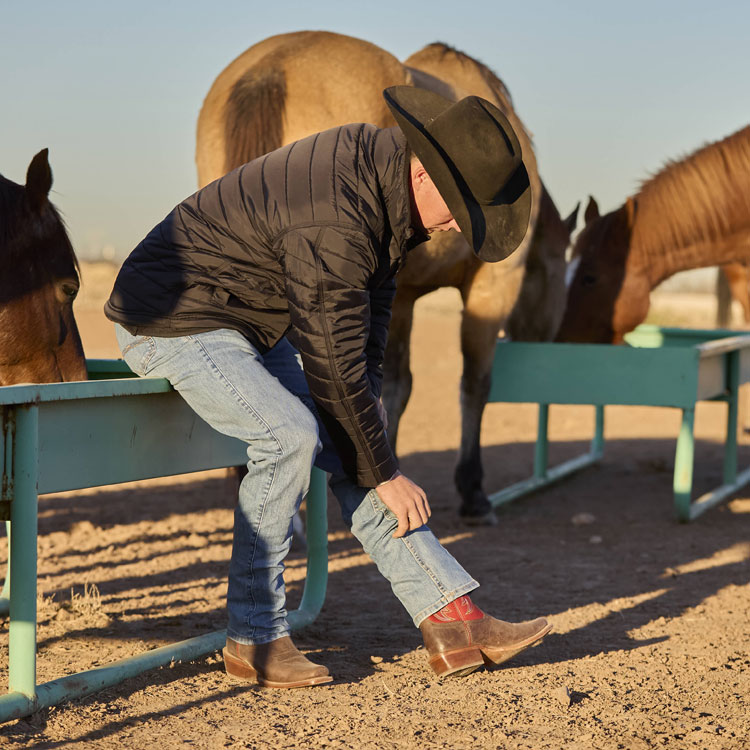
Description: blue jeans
xmin=114 ymin=325 xmax=478 ymax=644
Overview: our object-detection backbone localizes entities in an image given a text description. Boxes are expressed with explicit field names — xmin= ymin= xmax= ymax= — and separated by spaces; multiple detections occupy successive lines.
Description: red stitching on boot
xmin=428 ymin=596 xmax=484 ymax=623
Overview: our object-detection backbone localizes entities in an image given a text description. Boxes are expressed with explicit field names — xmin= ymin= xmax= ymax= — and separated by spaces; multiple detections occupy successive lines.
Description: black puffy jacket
xmin=104 ymin=124 xmax=426 ymax=486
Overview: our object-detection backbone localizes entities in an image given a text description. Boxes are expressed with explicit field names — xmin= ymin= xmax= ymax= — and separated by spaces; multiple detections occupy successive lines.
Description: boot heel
xmin=428 ymin=647 xmax=484 ymax=677
xmin=223 ymin=647 xmax=259 ymax=682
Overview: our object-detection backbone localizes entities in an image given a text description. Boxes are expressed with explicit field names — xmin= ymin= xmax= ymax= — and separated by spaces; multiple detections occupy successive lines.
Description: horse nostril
xmin=581 ymin=274 xmax=597 ymax=287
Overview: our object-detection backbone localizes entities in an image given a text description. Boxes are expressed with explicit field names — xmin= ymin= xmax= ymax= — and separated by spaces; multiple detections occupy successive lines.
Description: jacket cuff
xmin=357 ymin=454 xmax=400 ymax=488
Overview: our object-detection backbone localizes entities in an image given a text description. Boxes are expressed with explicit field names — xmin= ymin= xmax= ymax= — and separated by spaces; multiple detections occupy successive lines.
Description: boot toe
xmin=479 ymin=616 xmax=552 ymax=667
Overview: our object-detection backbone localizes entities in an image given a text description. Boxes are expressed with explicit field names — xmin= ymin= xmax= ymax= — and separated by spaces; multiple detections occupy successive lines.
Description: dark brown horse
xmin=196 ymin=31 xmax=578 ymax=521
xmin=558 ymin=125 xmax=750 ymax=343
xmin=0 ymin=150 xmax=87 ymax=385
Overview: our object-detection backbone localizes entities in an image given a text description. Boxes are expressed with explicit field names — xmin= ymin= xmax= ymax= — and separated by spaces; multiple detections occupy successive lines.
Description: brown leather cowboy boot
xmin=419 ymin=596 xmax=551 ymax=677
xmin=223 ymin=635 xmax=332 ymax=688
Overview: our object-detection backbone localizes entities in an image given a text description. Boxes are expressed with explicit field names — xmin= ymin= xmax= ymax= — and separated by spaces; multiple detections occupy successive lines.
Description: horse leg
xmin=456 ymin=266 xmax=524 ymax=524
xmin=381 ymin=285 xmax=423 ymax=453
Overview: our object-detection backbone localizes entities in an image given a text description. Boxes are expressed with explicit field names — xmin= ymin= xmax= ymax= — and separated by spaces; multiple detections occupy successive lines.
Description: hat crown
xmin=423 ymin=96 xmax=523 ymax=205
xmin=383 ymin=85 xmax=531 ymax=262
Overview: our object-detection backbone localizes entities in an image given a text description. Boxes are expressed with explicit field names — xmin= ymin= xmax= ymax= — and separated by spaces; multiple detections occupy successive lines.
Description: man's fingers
xmin=393 ymin=511 xmax=409 ymax=538
xmin=421 ymin=492 xmax=432 ymax=520
xmin=377 ymin=475 xmax=431 ymax=537
xmin=415 ymin=490 xmax=430 ymax=522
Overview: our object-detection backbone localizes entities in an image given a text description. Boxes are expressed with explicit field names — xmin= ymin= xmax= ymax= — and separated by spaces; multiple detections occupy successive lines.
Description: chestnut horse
xmin=558 ymin=124 xmax=750 ymax=343
xmin=196 ymin=31 xmax=578 ymax=522
xmin=0 ymin=150 xmax=86 ymax=385
xmin=717 ymin=262 xmax=750 ymax=327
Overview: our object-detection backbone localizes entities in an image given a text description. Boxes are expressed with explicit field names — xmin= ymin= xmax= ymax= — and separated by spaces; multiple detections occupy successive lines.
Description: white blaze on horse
xmin=196 ymin=31 xmax=578 ymax=522
xmin=0 ymin=150 xmax=87 ymax=386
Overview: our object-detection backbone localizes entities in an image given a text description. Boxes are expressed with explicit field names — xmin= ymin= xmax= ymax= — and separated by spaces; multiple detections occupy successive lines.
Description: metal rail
xmin=0 ymin=361 xmax=329 ymax=723
xmin=488 ymin=325 xmax=750 ymax=521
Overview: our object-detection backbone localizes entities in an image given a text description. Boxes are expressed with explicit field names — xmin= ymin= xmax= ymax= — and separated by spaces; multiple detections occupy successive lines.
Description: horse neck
xmin=632 ymin=227 xmax=750 ymax=289
xmin=628 ymin=124 xmax=750 ymax=288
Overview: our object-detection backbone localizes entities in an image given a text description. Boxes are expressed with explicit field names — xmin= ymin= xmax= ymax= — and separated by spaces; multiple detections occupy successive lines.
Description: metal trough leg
xmin=488 ymin=404 xmax=605 ymax=508
xmin=288 ymin=466 xmax=329 ymax=629
xmin=0 ymin=466 xmax=329 ymax=723
xmin=1 ymin=405 xmax=14 ymax=617
xmin=685 ymin=353 xmax=750 ymax=521
xmin=673 ymin=408 xmax=696 ymax=522
xmin=723 ymin=352 xmax=739 ymax=486
xmin=0 ymin=522 xmax=10 ymax=616
xmin=0 ymin=406 xmax=40 ymax=720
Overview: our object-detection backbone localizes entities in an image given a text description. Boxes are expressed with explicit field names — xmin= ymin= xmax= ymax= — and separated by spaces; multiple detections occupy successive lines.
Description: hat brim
xmin=384 ymin=86 xmax=532 ymax=262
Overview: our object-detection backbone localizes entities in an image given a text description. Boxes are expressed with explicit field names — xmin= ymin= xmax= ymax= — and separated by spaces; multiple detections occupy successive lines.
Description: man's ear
xmin=410 ymin=158 xmax=428 ymax=183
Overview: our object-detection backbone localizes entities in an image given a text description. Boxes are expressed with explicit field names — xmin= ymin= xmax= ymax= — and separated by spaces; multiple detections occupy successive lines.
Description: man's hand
xmin=375 ymin=472 xmax=431 ymax=538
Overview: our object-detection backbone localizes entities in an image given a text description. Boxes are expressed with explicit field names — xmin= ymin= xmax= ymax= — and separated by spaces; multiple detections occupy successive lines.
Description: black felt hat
xmin=384 ymin=85 xmax=532 ymax=262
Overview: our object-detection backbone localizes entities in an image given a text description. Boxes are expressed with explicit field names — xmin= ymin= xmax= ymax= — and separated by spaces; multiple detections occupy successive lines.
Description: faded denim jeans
xmin=114 ymin=325 xmax=478 ymax=644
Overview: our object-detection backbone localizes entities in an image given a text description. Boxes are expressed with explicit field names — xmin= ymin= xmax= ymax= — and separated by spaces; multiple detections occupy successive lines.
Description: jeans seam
xmin=120 ymin=336 xmax=156 ymax=374
xmin=401 ymin=536 xmax=448 ymax=594
xmin=362 ymin=487 xmax=479 ymax=627
xmin=141 ymin=338 xmax=156 ymax=373
xmin=190 ymin=335 xmax=284 ymax=639
xmin=366 ymin=489 xmax=446 ymax=592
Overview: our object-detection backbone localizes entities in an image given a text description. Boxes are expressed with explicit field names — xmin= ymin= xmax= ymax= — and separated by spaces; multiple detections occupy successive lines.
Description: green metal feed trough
xmin=488 ymin=325 xmax=750 ymax=521
xmin=0 ymin=360 xmax=329 ymax=723
xmin=2 ymin=324 xmax=748 ymax=722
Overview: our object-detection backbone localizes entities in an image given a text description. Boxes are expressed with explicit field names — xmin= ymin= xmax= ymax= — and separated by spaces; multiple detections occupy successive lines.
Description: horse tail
xmin=223 ymin=65 xmax=287 ymax=173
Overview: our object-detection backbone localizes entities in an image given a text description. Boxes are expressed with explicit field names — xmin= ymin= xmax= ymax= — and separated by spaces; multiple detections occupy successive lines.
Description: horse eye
xmin=581 ymin=273 xmax=597 ymax=287
xmin=60 ymin=281 xmax=79 ymax=299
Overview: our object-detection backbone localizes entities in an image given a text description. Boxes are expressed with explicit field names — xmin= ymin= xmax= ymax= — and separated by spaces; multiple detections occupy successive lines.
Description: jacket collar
xmin=374 ymin=127 xmax=430 ymax=265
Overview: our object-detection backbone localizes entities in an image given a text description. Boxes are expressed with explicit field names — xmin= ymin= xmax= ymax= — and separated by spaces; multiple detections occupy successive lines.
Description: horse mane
xmin=409 ymin=42 xmax=515 ymax=109
xmin=223 ymin=63 xmax=287 ymax=172
xmin=632 ymin=125 xmax=750 ymax=259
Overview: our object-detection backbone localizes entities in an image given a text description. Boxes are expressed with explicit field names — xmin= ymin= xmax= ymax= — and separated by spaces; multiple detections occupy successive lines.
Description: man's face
xmin=410 ymin=160 xmax=461 ymax=234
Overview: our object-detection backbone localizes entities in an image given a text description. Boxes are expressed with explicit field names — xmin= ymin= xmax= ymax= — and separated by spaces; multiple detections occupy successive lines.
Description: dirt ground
xmin=1 ymin=264 xmax=749 ymax=749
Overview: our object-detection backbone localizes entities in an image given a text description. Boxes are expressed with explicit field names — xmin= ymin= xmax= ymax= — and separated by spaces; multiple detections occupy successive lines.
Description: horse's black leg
xmin=456 ymin=266 xmax=524 ymax=524
xmin=454 ymin=363 xmax=495 ymax=524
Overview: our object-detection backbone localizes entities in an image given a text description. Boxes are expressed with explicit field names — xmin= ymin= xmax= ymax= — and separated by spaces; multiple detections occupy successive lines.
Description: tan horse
xmin=558 ymin=124 xmax=750 ymax=343
xmin=0 ymin=150 xmax=87 ymax=385
xmin=196 ymin=31 xmax=578 ymax=521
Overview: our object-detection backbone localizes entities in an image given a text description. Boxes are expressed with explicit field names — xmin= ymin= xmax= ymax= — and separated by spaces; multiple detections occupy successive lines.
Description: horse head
xmin=0 ymin=150 xmax=87 ymax=385
xmin=505 ymin=189 xmax=579 ymax=341
xmin=555 ymin=195 xmax=650 ymax=344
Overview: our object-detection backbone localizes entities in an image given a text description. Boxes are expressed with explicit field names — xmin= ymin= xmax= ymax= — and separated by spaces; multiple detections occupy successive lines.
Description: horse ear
xmin=26 ymin=148 xmax=53 ymax=211
xmin=584 ymin=196 xmax=599 ymax=225
xmin=625 ymin=196 xmax=638 ymax=226
xmin=565 ymin=202 xmax=580 ymax=235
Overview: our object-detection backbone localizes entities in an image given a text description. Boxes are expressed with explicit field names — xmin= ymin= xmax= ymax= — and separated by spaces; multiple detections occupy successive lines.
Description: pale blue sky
xmin=3 ymin=0 xmax=748 ymax=260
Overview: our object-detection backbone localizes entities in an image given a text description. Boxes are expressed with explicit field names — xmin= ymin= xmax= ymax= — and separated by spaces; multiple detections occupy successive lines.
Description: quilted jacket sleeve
xmin=364 ymin=275 xmax=396 ymax=400
xmin=280 ymin=225 xmax=399 ymax=487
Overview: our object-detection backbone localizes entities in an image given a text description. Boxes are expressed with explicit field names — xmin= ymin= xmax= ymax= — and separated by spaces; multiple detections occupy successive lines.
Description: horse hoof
xmin=459 ymin=508 xmax=498 ymax=527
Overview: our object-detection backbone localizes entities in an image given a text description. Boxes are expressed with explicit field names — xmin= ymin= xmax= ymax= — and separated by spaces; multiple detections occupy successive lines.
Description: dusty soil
xmin=1 ymin=264 xmax=749 ymax=749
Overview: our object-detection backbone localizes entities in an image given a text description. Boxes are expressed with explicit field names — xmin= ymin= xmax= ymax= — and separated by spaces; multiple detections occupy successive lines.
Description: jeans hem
xmin=412 ymin=579 xmax=480 ymax=628
xmin=226 ymin=627 xmax=291 ymax=646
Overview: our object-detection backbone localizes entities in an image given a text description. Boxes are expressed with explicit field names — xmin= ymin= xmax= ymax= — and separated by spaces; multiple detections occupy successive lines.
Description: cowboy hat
xmin=383 ymin=85 xmax=532 ymax=262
